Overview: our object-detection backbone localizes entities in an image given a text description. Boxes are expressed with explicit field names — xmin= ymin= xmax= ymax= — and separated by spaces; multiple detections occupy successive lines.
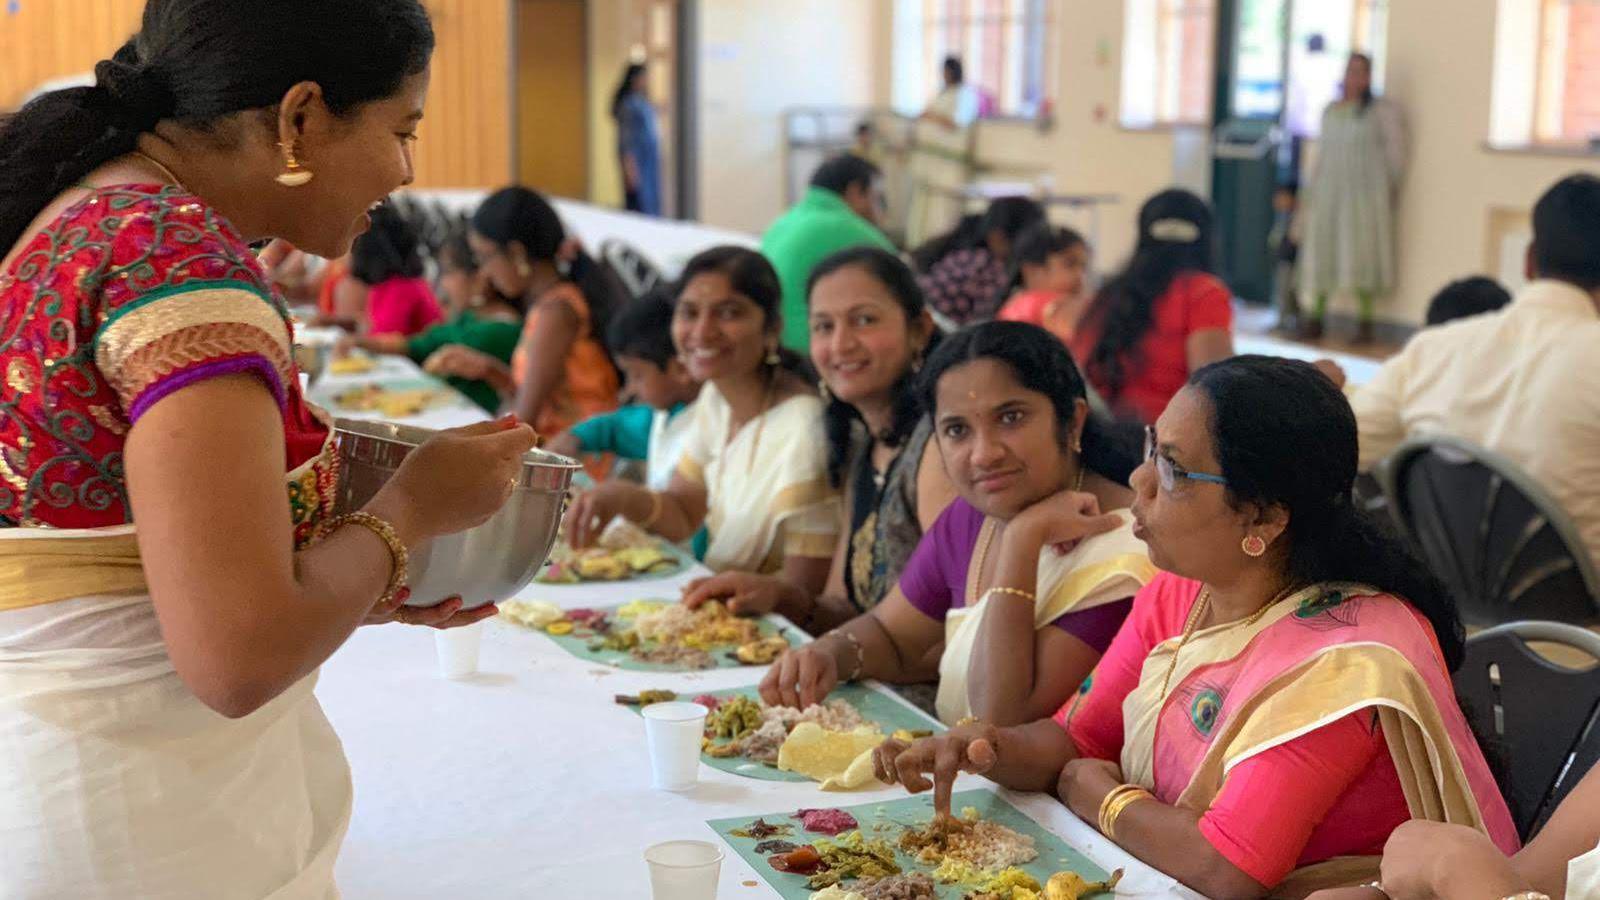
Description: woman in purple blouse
xmin=761 ymin=322 xmax=1155 ymax=726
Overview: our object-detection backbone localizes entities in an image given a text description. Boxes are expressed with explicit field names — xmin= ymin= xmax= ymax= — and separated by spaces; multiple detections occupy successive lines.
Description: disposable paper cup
xmin=644 ymin=839 xmax=723 ymax=900
xmin=434 ymin=621 xmax=483 ymax=679
xmin=641 ymin=701 xmax=708 ymax=791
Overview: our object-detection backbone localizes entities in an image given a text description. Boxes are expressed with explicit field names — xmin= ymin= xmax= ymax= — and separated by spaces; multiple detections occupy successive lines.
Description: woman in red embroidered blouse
xmin=870 ymin=357 xmax=1515 ymax=899
xmin=0 ymin=3 xmax=535 ymax=896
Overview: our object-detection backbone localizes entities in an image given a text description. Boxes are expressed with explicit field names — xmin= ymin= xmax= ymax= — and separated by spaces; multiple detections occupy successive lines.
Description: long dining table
xmin=315 ymin=558 xmax=1200 ymax=898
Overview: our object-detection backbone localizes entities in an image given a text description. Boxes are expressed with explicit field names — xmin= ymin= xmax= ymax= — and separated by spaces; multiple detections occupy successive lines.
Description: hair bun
xmin=94 ymin=40 xmax=176 ymax=131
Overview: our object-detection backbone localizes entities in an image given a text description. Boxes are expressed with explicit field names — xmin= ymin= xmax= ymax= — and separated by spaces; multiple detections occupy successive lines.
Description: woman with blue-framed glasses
xmin=1143 ymin=424 xmax=1228 ymax=493
xmin=874 ymin=356 xmax=1514 ymax=899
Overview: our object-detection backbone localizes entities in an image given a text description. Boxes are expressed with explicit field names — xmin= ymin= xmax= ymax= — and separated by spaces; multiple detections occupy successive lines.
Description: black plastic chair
xmin=1454 ymin=621 xmax=1600 ymax=840
xmin=1380 ymin=436 xmax=1600 ymax=628
xmin=600 ymin=238 xmax=664 ymax=303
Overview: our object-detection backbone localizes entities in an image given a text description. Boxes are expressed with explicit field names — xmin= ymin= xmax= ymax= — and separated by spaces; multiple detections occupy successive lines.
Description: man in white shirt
xmin=1350 ymin=174 xmax=1600 ymax=567
xmin=921 ymin=56 xmax=980 ymax=131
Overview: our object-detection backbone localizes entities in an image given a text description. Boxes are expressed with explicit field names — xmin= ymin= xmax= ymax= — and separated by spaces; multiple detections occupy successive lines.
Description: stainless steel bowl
xmin=293 ymin=342 xmax=330 ymax=387
xmin=333 ymin=418 xmax=580 ymax=609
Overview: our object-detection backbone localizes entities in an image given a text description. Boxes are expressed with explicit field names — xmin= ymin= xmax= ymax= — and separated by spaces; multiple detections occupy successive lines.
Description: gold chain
xmin=744 ymin=372 xmax=776 ymax=475
xmin=130 ymin=150 xmax=186 ymax=191
xmin=712 ymin=372 xmax=778 ymax=505
xmin=970 ymin=518 xmax=997 ymax=607
xmin=1159 ymin=585 xmax=1291 ymax=698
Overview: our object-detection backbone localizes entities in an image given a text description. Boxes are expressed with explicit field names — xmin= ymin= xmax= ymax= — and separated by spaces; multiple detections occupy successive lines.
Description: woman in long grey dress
xmin=1299 ymin=53 xmax=1406 ymax=343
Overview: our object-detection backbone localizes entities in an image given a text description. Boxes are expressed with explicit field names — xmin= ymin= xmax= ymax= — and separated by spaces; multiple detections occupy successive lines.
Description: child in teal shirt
xmin=546 ymin=293 xmax=707 ymax=557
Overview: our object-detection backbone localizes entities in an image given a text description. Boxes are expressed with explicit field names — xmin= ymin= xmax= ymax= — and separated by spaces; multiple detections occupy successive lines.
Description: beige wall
xmin=587 ymin=0 xmax=631 ymax=207
xmin=0 ymin=1 xmax=512 ymax=189
xmin=1379 ymin=0 xmax=1585 ymax=322
xmin=892 ymin=0 xmax=1588 ymax=324
xmin=962 ymin=1 xmax=1182 ymax=279
xmin=694 ymin=0 xmax=889 ymax=235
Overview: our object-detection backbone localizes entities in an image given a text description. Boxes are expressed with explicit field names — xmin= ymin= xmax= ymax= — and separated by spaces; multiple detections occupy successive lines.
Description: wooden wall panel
xmin=0 ymin=0 xmax=512 ymax=188
xmin=416 ymin=0 xmax=515 ymax=188
xmin=516 ymin=0 xmax=588 ymax=197
xmin=0 ymin=0 xmax=144 ymax=108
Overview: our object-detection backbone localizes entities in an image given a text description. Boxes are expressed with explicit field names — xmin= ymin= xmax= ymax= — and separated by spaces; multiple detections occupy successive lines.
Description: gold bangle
xmin=315 ymin=512 xmax=409 ymax=607
xmin=637 ymin=490 xmax=664 ymax=529
xmin=983 ymin=586 xmax=1036 ymax=603
xmin=1096 ymin=784 xmax=1141 ymax=835
xmin=1098 ymin=784 xmax=1154 ymax=840
xmin=1109 ymin=787 xmax=1154 ymax=837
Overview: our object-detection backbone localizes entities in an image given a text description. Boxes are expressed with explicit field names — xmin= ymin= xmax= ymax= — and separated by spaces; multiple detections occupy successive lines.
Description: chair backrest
xmin=1381 ymin=436 xmax=1600 ymax=628
xmin=599 ymin=238 xmax=664 ymax=303
xmin=1453 ymin=620 xmax=1600 ymax=839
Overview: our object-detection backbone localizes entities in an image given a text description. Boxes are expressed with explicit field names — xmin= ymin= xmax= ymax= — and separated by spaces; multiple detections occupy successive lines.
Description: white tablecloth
xmin=407 ymin=190 xmax=758 ymax=280
xmin=1234 ymin=333 xmax=1383 ymax=386
xmin=317 ymin=563 xmax=1195 ymax=899
xmin=308 ymin=353 xmax=490 ymax=431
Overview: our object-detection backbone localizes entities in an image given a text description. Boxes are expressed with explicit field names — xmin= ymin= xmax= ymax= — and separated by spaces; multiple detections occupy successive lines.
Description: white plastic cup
xmin=434 ymin=621 xmax=484 ymax=679
xmin=644 ymin=840 xmax=723 ymax=900
xmin=640 ymin=701 xmax=708 ymax=791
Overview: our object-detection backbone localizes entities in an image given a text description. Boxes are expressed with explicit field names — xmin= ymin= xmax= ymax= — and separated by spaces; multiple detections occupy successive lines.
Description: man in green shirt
xmin=761 ymin=154 xmax=896 ymax=352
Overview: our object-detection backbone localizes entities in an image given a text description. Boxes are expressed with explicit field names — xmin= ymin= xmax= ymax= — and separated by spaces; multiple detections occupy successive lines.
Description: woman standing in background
xmin=611 ymin=61 xmax=662 ymax=217
xmin=1299 ymin=52 xmax=1406 ymax=343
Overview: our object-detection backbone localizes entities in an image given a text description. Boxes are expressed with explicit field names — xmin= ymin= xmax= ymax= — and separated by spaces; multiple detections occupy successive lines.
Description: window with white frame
xmin=1492 ymin=0 xmax=1600 ymax=148
xmin=1119 ymin=0 xmax=1217 ymax=129
xmin=891 ymin=0 xmax=1058 ymax=122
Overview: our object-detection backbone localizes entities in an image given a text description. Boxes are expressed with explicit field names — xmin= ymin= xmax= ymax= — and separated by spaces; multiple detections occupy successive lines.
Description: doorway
xmin=594 ymin=0 xmax=687 ymax=218
xmin=1207 ymin=0 xmax=1387 ymax=305
xmin=1209 ymin=0 xmax=1288 ymax=305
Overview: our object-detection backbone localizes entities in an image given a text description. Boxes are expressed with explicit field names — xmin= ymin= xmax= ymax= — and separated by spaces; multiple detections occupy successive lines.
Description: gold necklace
xmin=713 ymin=373 xmax=777 ymax=507
xmin=130 ymin=150 xmax=186 ymax=191
xmin=969 ymin=519 xmax=997 ymax=607
xmin=743 ymin=373 xmax=777 ymax=475
xmin=1159 ymin=585 xmax=1291 ymax=698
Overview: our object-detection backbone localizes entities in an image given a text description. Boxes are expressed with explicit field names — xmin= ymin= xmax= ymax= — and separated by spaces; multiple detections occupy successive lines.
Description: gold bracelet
xmin=1100 ymin=781 xmax=1152 ymax=839
xmin=315 ymin=512 xmax=409 ymax=607
xmin=1096 ymin=784 xmax=1141 ymax=835
xmin=1099 ymin=785 xmax=1154 ymax=840
xmin=637 ymin=490 xmax=664 ymax=529
xmin=983 ymin=586 xmax=1036 ymax=603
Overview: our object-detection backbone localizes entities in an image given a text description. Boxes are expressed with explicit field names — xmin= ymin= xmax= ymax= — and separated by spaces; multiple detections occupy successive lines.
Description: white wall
xmin=694 ymin=0 xmax=888 ymax=235
xmin=686 ymin=0 xmax=1589 ymax=324
xmin=1380 ymin=0 xmax=1585 ymax=322
xmin=963 ymin=0 xmax=1184 ymax=277
xmin=962 ymin=0 xmax=1592 ymax=323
